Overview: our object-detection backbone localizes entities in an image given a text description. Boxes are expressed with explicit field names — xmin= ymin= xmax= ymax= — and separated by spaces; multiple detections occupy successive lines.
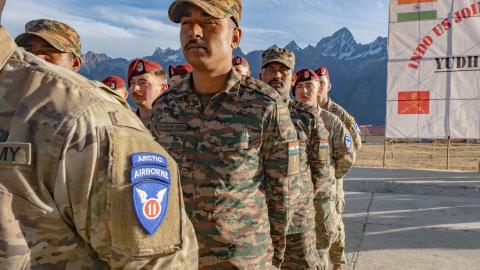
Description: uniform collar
xmin=0 ymin=27 xmax=17 ymax=71
xmin=321 ymin=97 xmax=332 ymax=110
xmin=176 ymin=68 xmax=242 ymax=97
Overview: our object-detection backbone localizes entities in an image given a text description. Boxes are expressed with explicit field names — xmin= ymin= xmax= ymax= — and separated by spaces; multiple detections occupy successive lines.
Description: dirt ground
xmin=355 ymin=143 xmax=480 ymax=172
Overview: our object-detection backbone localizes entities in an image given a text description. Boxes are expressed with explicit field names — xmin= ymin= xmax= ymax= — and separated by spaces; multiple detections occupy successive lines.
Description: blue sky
xmin=3 ymin=0 xmax=388 ymax=59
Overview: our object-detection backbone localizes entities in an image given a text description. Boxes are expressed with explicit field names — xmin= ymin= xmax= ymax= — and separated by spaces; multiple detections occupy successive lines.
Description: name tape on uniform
xmin=132 ymin=152 xmax=167 ymax=168
xmin=154 ymin=123 xmax=188 ymax=131
xmin=0 ymin=143 xmax=31 ymax=165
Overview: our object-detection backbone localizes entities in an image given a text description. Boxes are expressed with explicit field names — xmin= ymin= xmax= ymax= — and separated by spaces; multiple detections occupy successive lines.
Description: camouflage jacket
xmin=151 ymin=69 xmax=299 ymax=269
xmin=323 ymin=98 xmax=362 ymax=150
xmin=319 ymin=109 xmax=355 ymax=180
xmin=287 ymin=100 xmax=331 ymax=234
xmin=0 ymin=27 xmax=198 ymax=270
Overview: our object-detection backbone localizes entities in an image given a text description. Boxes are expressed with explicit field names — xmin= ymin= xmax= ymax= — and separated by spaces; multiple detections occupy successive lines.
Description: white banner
xmin=387 ymin=0 xmax=480 ymax=139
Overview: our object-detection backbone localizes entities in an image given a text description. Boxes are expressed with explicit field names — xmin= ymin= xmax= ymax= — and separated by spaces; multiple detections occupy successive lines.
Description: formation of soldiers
xmin=0 ymin=0 xmax=362 ymax=269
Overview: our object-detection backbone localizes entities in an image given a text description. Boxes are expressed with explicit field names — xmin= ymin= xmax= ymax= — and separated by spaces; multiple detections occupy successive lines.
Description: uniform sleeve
xmin=0 ymin=187 xmax=30 ymax=270
xmin=308 ymin=115 xmax=333 ymax=198
xmin=262 ymin=103 xmax=298 ymax=267
xmin=54 ymin=107 xmax=198 ymax=269
xmin=345 ymin=115 xmax=362 ymax=151
xmin=332 ymin=121 xmax=355 ymax=179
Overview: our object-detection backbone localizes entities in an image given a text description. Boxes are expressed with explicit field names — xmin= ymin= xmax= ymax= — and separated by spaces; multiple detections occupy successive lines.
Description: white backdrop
xmin=387 ymin=0 xmax=480 ymax=138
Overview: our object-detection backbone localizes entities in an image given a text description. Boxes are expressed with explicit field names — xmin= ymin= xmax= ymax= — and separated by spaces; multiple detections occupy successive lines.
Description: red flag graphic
xmin=398 ymin=90 xmax=430 ymax=114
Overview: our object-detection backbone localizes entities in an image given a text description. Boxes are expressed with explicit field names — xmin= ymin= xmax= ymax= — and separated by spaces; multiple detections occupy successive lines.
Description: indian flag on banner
xmin=395 ymin=0 xmax=437 ymax=22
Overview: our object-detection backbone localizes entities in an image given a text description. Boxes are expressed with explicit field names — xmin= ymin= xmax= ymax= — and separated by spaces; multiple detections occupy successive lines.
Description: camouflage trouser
xmin=314 ymin=197 xmax=338 ymax=270
xmin=282 ymin=229 xmax=319 ymax=269
xmin=330 ymin=178 xmax=346 ymax=265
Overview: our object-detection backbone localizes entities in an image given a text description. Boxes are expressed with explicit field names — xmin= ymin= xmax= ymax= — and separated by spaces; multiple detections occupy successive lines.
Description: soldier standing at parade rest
xmin=0 ymin=0 xmax=199 ymax=268
xmin=102 ymin=75 xmax=129 ymax=100
xmin=15 ymin=19 xmax=83 ymax=72
xmin=128 ymin=59 xmax=169 ymax=129
xmin=315 ymin=66 xmax=360 ymax=270
xmin=168 ymin=63 xmax=193 ymax=86
xmin=232 ymin=55 xmax=251 ymax=76
xmin=151 ymin=0 xmax=299 ymax=268
xmin=261 ymin=48 xmax=332 ymax=269
xmin=294 ymin=69 xmax=354 ymax=270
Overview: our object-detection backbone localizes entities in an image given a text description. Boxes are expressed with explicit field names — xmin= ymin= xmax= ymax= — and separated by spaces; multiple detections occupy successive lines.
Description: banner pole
xmin=446 ymin=136 xmax=451 ymax=170
xmin=383 ymin=139 xmax=387 ymax=168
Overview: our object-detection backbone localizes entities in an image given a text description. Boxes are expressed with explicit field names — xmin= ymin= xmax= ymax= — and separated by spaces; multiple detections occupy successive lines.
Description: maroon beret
xmin=232 ymin=56 xmax=249 ymax=67
xmin=314 ymin=66 xmax=330 ymax=81
xmin=102 ymin=75 xmax=126 ymax=90
xmin=127 ymin=59 xmax=163 ymax=87
xmin=168 ymin=64 xmax=193 ymax=78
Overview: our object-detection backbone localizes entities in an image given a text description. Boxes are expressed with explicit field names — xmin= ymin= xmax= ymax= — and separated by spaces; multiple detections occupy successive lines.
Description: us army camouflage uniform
xmin=151 ymin=69 xmax=299 ymax=269
xmin=282 ymin=100 xmax=331 ymax=270
xmin=0 ymin=27 xmax=198 ymax=269
xmin=323 ymin=98 xmax=361 ymax=150
xmin=316 ymin=109 xmax=354 ymax=268
xmin=322 ymin=98 xmax=359 ymax=265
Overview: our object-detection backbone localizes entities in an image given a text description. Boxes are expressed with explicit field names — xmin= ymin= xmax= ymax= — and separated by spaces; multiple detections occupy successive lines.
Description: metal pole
xmin=446 ymin=136 xmax=451 ymax=170
xmin=383 ymin=139 xmax=387 ymax=168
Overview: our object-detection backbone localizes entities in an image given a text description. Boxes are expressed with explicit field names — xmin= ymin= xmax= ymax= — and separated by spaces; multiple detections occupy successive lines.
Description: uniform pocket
xmin=102 ymin=126 xmax=183 ymax=256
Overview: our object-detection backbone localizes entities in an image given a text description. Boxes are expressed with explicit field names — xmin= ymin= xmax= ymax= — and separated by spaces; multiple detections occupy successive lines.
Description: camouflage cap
xmin=15 ymin=19 xmax=82 ymax=57
xmin=261 ymin=47 xmax=296 ymax=70
xmin=168 ymin=0 xmax=242 ymax=26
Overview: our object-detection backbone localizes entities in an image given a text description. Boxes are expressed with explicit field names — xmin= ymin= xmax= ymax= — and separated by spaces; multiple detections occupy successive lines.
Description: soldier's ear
xmin=72 ymin=56 xmax=82 ymax=72
xmin=231 ymin=26 xmax=242 ymax=49
xmin=291 ymin=74 xmax=297 ymax=87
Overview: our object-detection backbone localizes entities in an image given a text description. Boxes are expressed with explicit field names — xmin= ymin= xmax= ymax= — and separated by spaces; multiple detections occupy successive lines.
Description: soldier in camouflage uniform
xmin=294 ymin=69 xmax=354 ymax=270
xmin=151 ymin=0 xmax=299 ymax=268
xmin=15 ymin=19 xmax=83 ymax=72
xmin=128 ymin=59 xmax=169 ymax=129
xmin=0 ymin=1 xmax=198 ymax=267
xmin=261 ymin=48 xmax=331 ymax=269
xmin=315 ymin=66 xmax=359 ymax=269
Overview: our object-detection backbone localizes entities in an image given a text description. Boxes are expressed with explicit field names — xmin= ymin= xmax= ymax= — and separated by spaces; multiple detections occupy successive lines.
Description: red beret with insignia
xmin=314 ymin=66 xmax=330 ymax=81
xmin=102 ymin=75 xmax=125 ymax=90
xmin=292 ymin=68 xmax=319 ymax=96
xmin=232 ymin=56 xmax=249 ymax=67
xmin=127 ymin=59 xmax=163 ymax=87
xmin=168 ymin=64 xmax=193 ymax=78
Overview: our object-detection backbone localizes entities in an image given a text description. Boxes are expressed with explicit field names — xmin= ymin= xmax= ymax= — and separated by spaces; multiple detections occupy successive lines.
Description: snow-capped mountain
xmin=79 ymin=27 xmax=387 ymax=125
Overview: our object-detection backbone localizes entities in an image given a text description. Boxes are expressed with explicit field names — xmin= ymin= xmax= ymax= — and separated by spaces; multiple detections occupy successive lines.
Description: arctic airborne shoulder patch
xmin=130 ymin=152 xmax=170 ymax=235
xmin=345 ymin=134 xmax=352 ymax=150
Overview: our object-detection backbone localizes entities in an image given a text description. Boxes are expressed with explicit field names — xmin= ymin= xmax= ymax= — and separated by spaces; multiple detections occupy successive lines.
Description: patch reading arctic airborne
xmin=132 ymin=152 xmax=167 ymax=168
xmin=130 ymin=152 xmax=171 ymax=235
xmin=130 ymin=165 xmax=171 ymax=184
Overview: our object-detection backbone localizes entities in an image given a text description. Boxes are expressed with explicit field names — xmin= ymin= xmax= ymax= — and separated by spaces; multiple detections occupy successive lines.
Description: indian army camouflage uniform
xmin=282 ymin=100 xmax=331 ymax=269
xmin=151 ymin=69 xmax=299 ymax=269
xmin=316 ymin=109 xmax=354 ymax=268
xmin=322 ymin=98 xmax=360 ymax=265
xmin=0 ymin=27 xmax=198 ymax=269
